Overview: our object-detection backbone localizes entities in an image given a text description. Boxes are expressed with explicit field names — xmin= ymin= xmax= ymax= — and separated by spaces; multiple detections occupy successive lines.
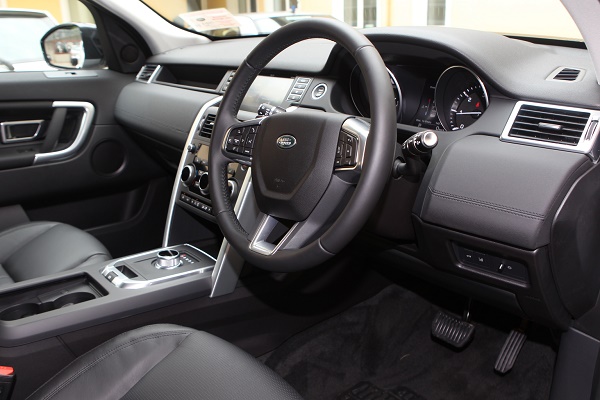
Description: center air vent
xmin=199 ymin=114 xmax=216 ymax=138
xmin=501 ymin=101 xmax=600 ymax=156
xmin=136 ymin=65 xmax=160 ymax=82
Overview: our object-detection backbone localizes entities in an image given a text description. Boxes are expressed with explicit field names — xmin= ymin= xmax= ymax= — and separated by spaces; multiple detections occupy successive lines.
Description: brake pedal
xmin=431 ymin=310 xmax=475 ymax=349
xmin=494 ymin=328 xmax=527 ymax=374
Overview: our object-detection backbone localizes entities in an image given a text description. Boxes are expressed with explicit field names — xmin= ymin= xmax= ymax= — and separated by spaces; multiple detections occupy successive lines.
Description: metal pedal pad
xmin=494 ymin=329 xmax=527 ymax=374
xmin=431 ymin=310 xmax=475 ymax=349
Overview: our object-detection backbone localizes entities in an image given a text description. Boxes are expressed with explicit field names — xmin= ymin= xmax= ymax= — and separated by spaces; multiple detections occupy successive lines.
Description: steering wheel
xmin=209 ymin=18 xmax=396 ymax=272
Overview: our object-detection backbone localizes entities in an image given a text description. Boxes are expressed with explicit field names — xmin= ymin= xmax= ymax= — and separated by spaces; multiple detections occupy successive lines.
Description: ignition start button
xmin=312 ymin=83 xmax=328 ymax=99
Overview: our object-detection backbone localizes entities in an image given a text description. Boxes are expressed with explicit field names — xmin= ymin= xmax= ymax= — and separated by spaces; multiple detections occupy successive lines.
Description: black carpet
xmin=263 ymin=284 xmax=556 ymax=400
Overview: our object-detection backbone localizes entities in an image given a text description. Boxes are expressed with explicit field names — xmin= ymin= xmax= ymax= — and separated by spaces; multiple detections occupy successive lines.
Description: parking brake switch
xmin=392 ymin=130 xmax=438 ymax=178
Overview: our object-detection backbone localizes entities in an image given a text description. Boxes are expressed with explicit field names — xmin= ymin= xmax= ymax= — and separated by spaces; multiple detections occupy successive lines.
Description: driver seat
xmin=26 ymin=324 xmax=303 ymax=400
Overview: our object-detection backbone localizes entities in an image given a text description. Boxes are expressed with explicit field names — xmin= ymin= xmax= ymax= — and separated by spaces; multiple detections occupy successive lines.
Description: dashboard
xmin=115 ymin=26 xmax=600 ymax=332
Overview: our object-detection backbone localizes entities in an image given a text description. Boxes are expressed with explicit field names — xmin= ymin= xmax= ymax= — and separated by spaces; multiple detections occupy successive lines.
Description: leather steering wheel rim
xmin=209 ymin=18 xmax=396 ymax=272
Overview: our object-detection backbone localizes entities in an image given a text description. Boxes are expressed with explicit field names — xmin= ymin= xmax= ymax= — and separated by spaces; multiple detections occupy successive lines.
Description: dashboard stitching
xmin=429 ymin=187 xmax=545 ymax=220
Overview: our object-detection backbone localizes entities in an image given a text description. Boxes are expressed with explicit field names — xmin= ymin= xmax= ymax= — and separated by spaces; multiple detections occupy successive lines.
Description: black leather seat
xmin=26 ymin=324 xmax=303 ymax=400
xmin=0 ymin=221 xmax=111 ymax=288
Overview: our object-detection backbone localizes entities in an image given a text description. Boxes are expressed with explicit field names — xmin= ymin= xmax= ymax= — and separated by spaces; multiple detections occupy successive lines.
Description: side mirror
xmin=41 ymin=23 xmax=103 ymax=69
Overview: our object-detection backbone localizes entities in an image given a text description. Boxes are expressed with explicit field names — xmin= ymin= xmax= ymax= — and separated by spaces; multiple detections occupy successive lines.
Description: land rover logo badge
xmin=276 ymin=135 xmax=296 ymax=149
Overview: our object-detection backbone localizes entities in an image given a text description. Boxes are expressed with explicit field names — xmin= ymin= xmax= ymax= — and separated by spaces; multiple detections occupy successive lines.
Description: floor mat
xmin=263 ymin=284 xmax=556 ymax=400
xmin=338 ymin=381 xmax=426 ymax=400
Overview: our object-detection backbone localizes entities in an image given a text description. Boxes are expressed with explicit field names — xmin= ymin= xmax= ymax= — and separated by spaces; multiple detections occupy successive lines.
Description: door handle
xmin=33 ymin=101 xmax=95 ymax=165
xmin=0 ymin=120 xmax=44 ymax=143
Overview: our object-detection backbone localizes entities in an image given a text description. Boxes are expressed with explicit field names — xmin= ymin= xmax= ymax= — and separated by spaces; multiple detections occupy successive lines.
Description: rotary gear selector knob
xmin=156 ymin=249 xmax=182 ymax=269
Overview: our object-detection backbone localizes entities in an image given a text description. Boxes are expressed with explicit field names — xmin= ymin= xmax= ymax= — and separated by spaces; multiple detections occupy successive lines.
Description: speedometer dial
xmin=448 ymin=84 xmax=485 ymax=130
xmin=435 ymin=66 xmax=489 ymax=131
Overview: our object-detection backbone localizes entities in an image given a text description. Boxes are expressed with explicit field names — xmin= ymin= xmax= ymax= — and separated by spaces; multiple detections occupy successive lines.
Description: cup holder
xmin=0 ymin=292 xmax=96 ymax=321
xmin=0 ymin=303 xmax=43 ymax=321
xmin=53 ymin=292 xmax=95 ymax=309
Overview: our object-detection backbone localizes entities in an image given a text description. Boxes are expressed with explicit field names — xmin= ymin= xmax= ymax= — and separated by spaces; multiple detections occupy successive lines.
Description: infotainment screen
xmin=240 ymin=76 xmax=293 ymax=113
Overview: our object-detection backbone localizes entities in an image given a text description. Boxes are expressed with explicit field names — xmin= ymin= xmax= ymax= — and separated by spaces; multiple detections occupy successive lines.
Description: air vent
xmin=501 ymin=101 xmax=600 ymax=156
xmin=136 ymin=65 xmax=159 ymax=82
xmin=508 ymin=104 xmax=589 ymax=145
xmin=199 ymin=114 xmax=216 ymax=138
xmin=547 ymin=67 xmax=584 ymax=82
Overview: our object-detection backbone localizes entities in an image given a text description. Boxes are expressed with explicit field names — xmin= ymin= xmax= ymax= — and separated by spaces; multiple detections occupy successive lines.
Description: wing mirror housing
xmin=41 ymin=23 xmax=103 ymax=69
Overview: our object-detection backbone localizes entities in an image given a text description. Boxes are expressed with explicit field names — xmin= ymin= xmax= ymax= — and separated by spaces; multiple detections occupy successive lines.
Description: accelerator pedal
xmin=494 ymin=328 xmax=527 ymax=374
xmin=431 ymin=311 xmax=475 ymax=349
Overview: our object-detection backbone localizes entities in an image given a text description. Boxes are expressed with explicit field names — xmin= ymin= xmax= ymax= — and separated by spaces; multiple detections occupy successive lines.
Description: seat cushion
xmin=27 ymin=324 xmax=303 ymax=400
xmin=0 ymin=222 xmax=111 ymax=286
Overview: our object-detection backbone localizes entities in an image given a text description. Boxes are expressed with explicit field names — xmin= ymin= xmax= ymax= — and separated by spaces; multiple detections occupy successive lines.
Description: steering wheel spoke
xmin=248 ymin=213 xmax=298 ymax=256
xmin=333 ymin=117 xmax=370 ymax=184
xmin=222 ymin=120 xmax=263 ymax=166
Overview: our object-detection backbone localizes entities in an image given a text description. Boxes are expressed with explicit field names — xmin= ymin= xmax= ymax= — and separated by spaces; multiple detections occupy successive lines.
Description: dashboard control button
xmin=294 ymin=83 xmax=307 ymax=89
xmin=287 ymin=95 xmax=301 ymax=102
xmin=298 ymin=78 xmax=310 ymax=83
xmin=312 ymin=83 xmax=328 ymax=99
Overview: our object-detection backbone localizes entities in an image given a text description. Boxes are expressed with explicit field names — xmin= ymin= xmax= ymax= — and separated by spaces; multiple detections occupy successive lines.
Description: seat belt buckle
xmin=0 ymin=366 xmax=15 ymax=400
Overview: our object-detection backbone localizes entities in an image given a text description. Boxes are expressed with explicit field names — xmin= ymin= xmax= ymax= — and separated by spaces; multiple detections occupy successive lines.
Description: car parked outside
xmin=0 ymin=9 xmax=57 ymax=71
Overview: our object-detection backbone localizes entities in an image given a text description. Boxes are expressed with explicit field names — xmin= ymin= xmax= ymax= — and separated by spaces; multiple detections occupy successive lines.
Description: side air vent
xmin=547 ymin=67 xmax=584 ymax=82
xmin=199 ymin=114 xmax=216 ymax=138
xmin=136 ymin=65 xmax=160 ymax=82
xmin=501 ymin=101 xmax=600 ymax=156
xmin=508 ymin=104 xmax=588 ymax=145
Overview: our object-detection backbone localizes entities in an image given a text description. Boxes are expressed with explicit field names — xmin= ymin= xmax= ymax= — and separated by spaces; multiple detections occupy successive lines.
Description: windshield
xmin=141 ymin=0 xmax=582 ymax=41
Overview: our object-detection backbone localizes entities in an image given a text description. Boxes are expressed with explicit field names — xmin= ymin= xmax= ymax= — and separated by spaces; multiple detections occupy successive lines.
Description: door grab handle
xmin=0 ymin=120 xmax=44 ymax=143
xmin=33 ymin=101 xmax=95 ymax=165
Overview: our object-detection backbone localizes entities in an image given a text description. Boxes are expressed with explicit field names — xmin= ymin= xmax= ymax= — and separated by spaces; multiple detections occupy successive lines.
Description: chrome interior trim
xmin=163 ymin=96 xmax=222 ymax=246
xmin=33 ymin=101 xmax=95 ymax=165
xmin=136 ymin=65 xmax=163 ymax=83
xmin=0 ymin=120 xmax=43 ymax=143
xmin=334 ymin=117 xmax=370 ymax=183
xmin=249 ymin=214 xmax=299 ymax=256
xmin=101 ymin=244 xmax=215 ymax=289
xmin=210 ymin=170 xmax=254 ymax=297
xmin=500 ymin=101 xmax=600 ymax=157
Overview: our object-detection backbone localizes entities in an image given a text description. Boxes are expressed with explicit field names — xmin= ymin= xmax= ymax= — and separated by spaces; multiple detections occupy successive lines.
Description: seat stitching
xmin=38 ymin=330 xmax=194 ymax=400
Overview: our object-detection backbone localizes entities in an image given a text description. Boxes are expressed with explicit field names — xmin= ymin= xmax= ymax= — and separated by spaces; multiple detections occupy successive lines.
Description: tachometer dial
xmin=435 ymin=66 xmax=489 ymax=131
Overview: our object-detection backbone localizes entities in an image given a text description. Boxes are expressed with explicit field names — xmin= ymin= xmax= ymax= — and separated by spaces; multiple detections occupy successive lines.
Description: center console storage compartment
xmin=0 ymin=275 xmax=105 ymax=321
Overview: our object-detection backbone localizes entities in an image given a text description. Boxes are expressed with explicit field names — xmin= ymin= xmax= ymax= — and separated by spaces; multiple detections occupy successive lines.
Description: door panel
xmin=0 ymin=70 xmax=173 ymax=256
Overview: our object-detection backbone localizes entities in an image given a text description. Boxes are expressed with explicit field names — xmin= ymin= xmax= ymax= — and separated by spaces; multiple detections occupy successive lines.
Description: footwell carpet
xmin=264 ymin=284 xmax=555 ymax=400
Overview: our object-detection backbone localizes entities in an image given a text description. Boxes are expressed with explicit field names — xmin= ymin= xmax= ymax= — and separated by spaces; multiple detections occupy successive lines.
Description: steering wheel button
xmin=334 ymin=159 xmax=342 ymax=167
xmin=345 ymin=143 xmax=353 ymax=158
xmin=242 ymin=148 xmax=253 ymax=156
xmin=336 ymin=141 xmax=343 ymax=158
xmin=246 ymin=133 xmax=256 ymax=148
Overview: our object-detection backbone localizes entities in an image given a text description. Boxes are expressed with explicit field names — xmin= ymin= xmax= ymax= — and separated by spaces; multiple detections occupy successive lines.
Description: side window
xmin=0 ymin=0 xmax=97 ymax=73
